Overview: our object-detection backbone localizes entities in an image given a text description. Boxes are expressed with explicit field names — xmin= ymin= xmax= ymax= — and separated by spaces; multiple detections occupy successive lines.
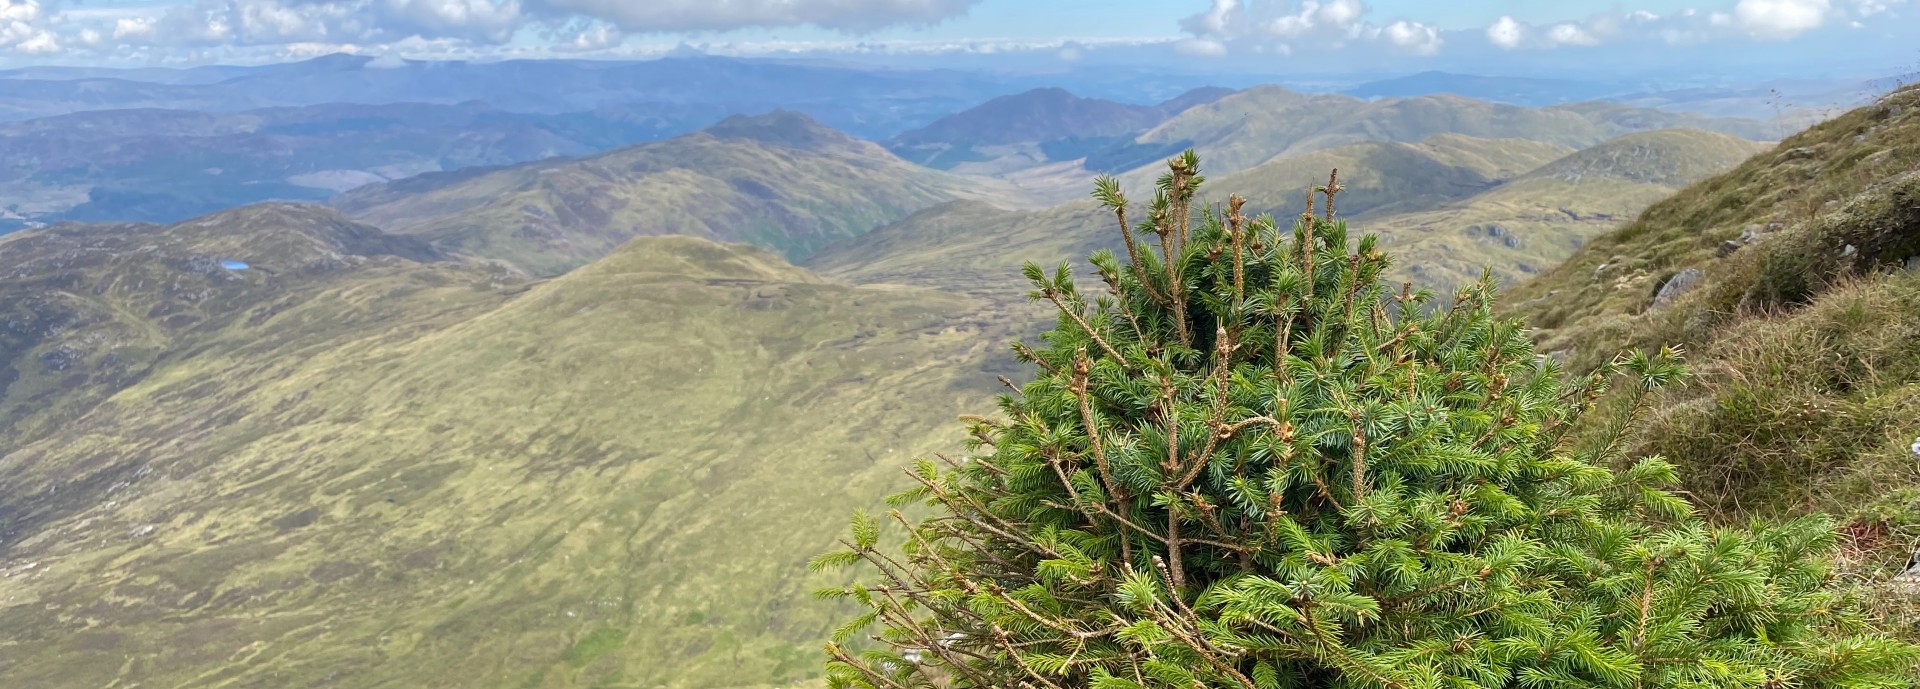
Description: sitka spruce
xmin=817 ymin=155 xmax=1919 ymax=688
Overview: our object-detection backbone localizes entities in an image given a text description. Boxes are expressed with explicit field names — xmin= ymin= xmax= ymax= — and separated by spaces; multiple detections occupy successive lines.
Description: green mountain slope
xmin=334 ymin=111 xmax=993 ymax=276
xmin=1097 ymin=85 xmax=1770 ymax=180
xmin=0 ymin=211 xmax=1020 ymax=688
xmin=1203 ymin=134 xmax=1577 ymax=219
xmin=1357 ymin=129 xmax=1770 ymax=289
xmin=809 ymin=130 xmax=1759 ymax=300
xmin=1503 ymin=85 xmax=1920 ymax=581
xmin=0 ymin=204 xmax=458 ymax=444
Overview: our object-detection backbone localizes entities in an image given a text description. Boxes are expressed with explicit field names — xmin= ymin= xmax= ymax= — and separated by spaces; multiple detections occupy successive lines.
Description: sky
xmin=0 ymin=0 xmax=1915 ymax=80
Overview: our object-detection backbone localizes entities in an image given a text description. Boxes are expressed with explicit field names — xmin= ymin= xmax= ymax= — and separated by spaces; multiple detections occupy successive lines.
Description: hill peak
xmin=701 ymin=109 xmax=860 ymax=151
xmin=1518 ymin=128 xmax=1766 ymax=187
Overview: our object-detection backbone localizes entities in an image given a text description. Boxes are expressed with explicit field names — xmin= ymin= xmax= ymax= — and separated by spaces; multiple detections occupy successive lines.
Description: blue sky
xmin=0 ymin=0 xmax=1914 ymax=78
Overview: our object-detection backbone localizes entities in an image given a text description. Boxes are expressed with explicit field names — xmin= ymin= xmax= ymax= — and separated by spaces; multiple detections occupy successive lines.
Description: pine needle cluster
xmin=815 ymin=155 xmax=1918 ymax=689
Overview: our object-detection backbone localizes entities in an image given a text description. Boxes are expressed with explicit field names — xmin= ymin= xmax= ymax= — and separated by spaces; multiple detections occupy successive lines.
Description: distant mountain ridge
xmin=886 ymin=86 xmax=1235 ymax=168
xmin=806 ymin=127 xmax=1766 ymax=299
xmin=1344 ymin=71 xmax=1631 ymax=105
xmin=334 ymin=110 xmax=1002 ymax=275
xmin=0 ymin=100 xmax=743 ymax=229
xmin=1099 ymin=85 xmax=1774 ymax=183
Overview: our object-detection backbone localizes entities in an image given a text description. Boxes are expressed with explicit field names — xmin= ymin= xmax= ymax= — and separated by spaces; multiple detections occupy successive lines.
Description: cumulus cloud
xmin=1734 ymin=0 xmax=1831 ymax=38
xmin=1544 ymin=23 xmax=1601 ymax=46
xmin=1378 ymin=20 xmax=1440 ymax=54
xmin=1485 ymin=15 xmax=1524 ymax=49
xmin=133 ymin=0 xmax=525 ymax=47
xmin=1 ymin=0 xmax=60 ymax=54
xmin=113 ymin=17 xmax=157 ymax=39
xmin=1178 ymin=0 xmax=1442 ymax=57
xmin=526 ymin=0 xmax=983 ymax=33
xmin=1472 ymin=0 xmax=1905 ymax=50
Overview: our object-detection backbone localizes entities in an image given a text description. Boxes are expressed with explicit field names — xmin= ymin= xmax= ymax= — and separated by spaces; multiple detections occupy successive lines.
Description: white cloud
xmin=1174 ymin=37 xmax=1229 ymax=56
xmin=526 ymin=0 xmax=983 ymax=33
xmin=140 ymin=0 xmax=524 ymax=47
xmin=1544 ymin=23 xmax=1600 ymax=46
xmin=1485 ymin=15 xmax=1524 ymax=49
xmin=1178 ymin=0 xmax=1443 ymax=57
xmin=382 ymin=0 xmax=524 ymax=42
xmin=0 ymin=0 xmax=59 ymax=54
xmin=1735 ymin=0 xmax=1831 ymax=39
xmin=114 ymin=17 xmax=157 ymax=39
xmin=1379 ymin=20 xmax=1440 ymax=54
xmin=1471 ymin=1 xmax=1890 ymax=51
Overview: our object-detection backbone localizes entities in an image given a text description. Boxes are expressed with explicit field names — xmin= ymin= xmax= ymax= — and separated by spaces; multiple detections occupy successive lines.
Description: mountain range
xmin=332 ymin=110 xmax=1007 ymax=275
xmin=0 ymin=101 xmax=744 ymax=231
xmin=2 ymin=61 xmax=1913 ymax=689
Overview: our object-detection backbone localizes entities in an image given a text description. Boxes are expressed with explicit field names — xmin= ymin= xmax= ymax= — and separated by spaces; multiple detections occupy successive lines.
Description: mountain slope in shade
xmin=334 ymin=110 xmax=998 ymax=275
xmin=886 ymin=87 xmax=1234 ymax=169
xmin=1096 ymin=85 xmax=1772 ymax=181
xmin=0 ymin=209 xmax=1019 ymax=688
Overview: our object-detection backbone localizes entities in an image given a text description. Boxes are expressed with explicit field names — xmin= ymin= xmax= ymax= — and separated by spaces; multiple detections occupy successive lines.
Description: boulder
xmin=1651 ymin=268 xmax=1704 ymax=310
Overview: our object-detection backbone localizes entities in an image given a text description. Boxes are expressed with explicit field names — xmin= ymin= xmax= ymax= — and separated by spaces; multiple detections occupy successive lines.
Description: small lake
xmin=220 ymin=259 xmax=251 ymax=271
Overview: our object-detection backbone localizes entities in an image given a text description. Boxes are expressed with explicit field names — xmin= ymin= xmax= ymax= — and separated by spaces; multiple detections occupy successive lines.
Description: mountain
xmin=809 ymin=128 xmax=1765 ymax=305
xmin=1204 ymin=134 xmax=1577 ymax=220
xmin=1503 ymin=84 xmax=1920 ymax=545
xmin=0 ymin=102 xmax=738 ymax=228
xmin=886 ymin=87 xmax=1234 ymax=169
xmin=0 ymin=203 xmax=1024 ymax=688
xmin=1093 ymin=85 xmax=1772 ymax=181
xmin=0 ymin=204 xmax=451 ymax=443
xmin=1344 ymin=71 xmax=1629 ymax=105
xmin=334 ymin=111 xmax=999 ymax=275
xmin=1352 ymin=129 xmax=1770 ymax=289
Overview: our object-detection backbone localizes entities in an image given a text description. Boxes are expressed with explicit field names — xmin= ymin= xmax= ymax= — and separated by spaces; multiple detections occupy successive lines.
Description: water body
xmin=220 ymin=259 xmax=250 ymax=271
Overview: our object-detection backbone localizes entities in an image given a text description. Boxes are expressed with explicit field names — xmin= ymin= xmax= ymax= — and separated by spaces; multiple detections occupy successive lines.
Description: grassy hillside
xmin=334 ymin=111 xmax=994 ymax=276
xmin=1100 ymin=85 xmax=1770 ymax=180
xmin=0 ymin=204 xmax=458 ymax=444
xmin=1504 ymin=85 xmax=1920 ymax=589
xmin=1202 ymin=134 xmax=1576 ymax=219
xmin=810 ymin=129 xmax=1759 ymax=301
xmin=1359 ymin=129 xmax=1770 ymax=290
xmin=0 ymin=208 xmax=1023 ymax=687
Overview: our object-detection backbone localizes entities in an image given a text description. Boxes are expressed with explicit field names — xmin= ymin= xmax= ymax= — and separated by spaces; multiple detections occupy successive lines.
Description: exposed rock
xmin=1652 ymin=268 xmax=1704 ymax=310
xmin=1717 ymin=240 xmax=1742 ymax=257
xmin=1905 ymin=256 xmax=1920 ymax=273
xmin=1842 ymin=244 xmax=1859 ymax=258
xmin=1592 ymin=262 xmax=1610 ymax=278
xmin=39 ymin=345 xmax=82 ymax=372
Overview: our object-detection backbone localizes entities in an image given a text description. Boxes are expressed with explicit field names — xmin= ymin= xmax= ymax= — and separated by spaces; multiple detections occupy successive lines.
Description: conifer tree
xmin=816 ymin=155 xmax=1918 ymax=689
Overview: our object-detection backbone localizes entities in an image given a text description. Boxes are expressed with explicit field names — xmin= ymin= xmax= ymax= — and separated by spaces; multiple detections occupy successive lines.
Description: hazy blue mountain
xmin=0 ymin=54 xmax=1073 ymax=140
xmin=886 ymin=86 xmax=1234 ymax=169
xmin=0 ymin=101 xmax=742 ymax=227
xmin=1344 ymin=71 xmax=1631 ymax=105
